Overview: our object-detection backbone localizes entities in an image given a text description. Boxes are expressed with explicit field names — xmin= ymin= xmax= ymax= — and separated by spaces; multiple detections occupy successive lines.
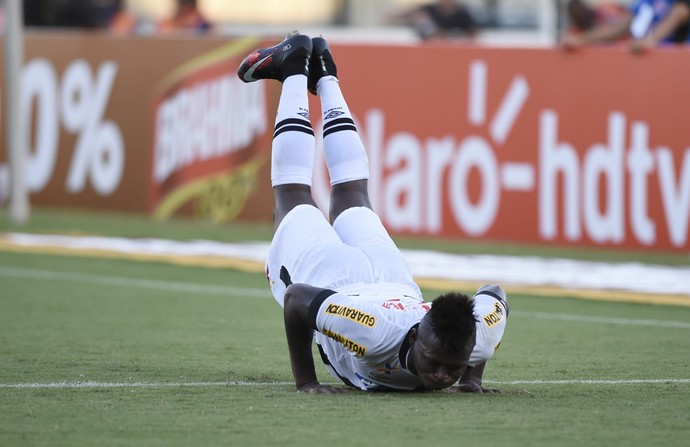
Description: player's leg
xmin=309 ymin=37 xmax=372 ymax=224
xmin=309 ymin=37 xmax=421 ymax=299
xmin=270 ymin=70 xmax=317 ymax=230
xmin=240 ymin=33 xmax=357 ymax=307
xmin=238 ymin=32 xmax=316 ymax=230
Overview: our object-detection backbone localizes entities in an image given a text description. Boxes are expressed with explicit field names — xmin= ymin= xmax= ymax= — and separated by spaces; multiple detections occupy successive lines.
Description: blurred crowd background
xmin=0 ymin=0 xmax=667 ymax=46
xmin=1 ymin=0 xmax=688 ymax=251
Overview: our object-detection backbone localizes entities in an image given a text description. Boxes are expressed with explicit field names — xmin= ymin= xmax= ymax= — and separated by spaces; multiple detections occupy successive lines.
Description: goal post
xmin=4 ymin=0 xmax=30 ymax=224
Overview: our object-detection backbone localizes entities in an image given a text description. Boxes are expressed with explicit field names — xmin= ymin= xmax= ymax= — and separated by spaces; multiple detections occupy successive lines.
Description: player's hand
xmin=296 ymin=381 xmax=347 ymax=394
xmin=445 ymin=383 xmax=501 ymax=394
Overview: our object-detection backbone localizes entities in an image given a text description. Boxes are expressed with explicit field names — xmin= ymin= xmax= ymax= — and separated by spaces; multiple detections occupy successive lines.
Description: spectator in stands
xmin=24 ymin=0 xmax=99 ymax=28
xmin=94 ymin=0 xmax=125 ymax=28
xmin=394 ymin=0 xmax=478 ymax=41
xmin=23 ymin=0 xmax=46 ymax=26
xmin=157 ymin=0 xmax=211 ymax=35
xmin=561 ymin=0 xmax=690 ymax=53
xmin=107 ymin=0 xmax=142 ymax=34
xmin=23 ymin=0 xmax=131 ymax=30
xmin=0 ymin=6 xmax=5 ymax=32
xmin=565 ymin=0 xmax=628 ymax=33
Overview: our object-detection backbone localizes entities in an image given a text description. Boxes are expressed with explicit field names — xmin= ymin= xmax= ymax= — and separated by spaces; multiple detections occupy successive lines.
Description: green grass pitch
xmin=1 ymin=209 xmax=689 ymax=446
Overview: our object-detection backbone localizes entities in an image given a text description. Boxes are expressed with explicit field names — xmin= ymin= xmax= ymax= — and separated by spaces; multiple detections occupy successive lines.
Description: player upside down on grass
xmin=238 ymin=32 xmax=509 ymax=394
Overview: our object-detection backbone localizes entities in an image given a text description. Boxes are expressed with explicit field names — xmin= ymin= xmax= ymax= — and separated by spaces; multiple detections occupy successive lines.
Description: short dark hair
xmin=427 ymin=292 xmax=476 ymax=354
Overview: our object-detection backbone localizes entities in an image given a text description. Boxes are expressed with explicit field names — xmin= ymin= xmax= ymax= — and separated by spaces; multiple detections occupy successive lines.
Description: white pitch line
xmin=0 ymin=266 xmax=269 ymax=298
xmin=2 ymin=266 xmax=690 ymax=329
xmin=511 ymin=311 xmax=690 ymax=329
xmin=486 ymin=379 xmax=690 ymax=385
xmin=1 ymin=379 xmax=689 ymax=389
xmin=0 ymin=381 xmax=293 ymax=389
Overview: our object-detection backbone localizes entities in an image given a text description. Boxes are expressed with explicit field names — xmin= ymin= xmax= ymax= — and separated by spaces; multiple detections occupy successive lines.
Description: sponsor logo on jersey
xmin=322 ymin=329 xmax=367 ymax=356
xmin=325 ymin=303 xmax=377 ymax=327
xmin=482 ymin=302 xmax=505 ymax=328
xmin=367 ymin=363 xmax=399 ymax=382
xmin=381 ymin=299 xmax=406 ymax=311
xmin=376 ymin=363 xmax=399 ymax=376
xmin=380 ymin=299 xmax=431 ymax=312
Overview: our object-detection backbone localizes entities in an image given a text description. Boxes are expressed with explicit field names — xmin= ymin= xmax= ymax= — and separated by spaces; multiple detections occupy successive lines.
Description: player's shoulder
xmin=474 ymin=285 xmax=508 ymax=310
xmin=472 ymin=284 xmax=509 ymax=327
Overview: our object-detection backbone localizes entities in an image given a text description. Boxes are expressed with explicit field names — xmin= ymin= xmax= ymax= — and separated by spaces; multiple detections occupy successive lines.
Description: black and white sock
xmin=271 ymin=75 xmax=315 ymax=187
xmin=317 ymin=76 xmax=369 ymax=185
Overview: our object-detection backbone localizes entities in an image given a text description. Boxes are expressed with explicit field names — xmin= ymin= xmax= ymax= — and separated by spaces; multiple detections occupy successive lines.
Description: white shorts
xmin=266 ymin=205 xmax=421 ymax=306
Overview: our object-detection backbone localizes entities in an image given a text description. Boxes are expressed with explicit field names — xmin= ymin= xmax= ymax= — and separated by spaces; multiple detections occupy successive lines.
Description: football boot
xmin=238 ymin=31 xmax=312 ymax=83
xmin=308 ymin=36 xmax=338 ymax=95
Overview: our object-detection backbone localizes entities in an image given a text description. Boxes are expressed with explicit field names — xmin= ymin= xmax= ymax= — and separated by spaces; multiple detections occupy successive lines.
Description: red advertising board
xmin=148 ymin=38 xmax=276 ymax=222
xmin=0 ymin=33 xmax=278 ymax=220
xmin=310 ymin=45 xmax=690 ymax=252
xmin=0 ymin=34 xmax=688 ymax=252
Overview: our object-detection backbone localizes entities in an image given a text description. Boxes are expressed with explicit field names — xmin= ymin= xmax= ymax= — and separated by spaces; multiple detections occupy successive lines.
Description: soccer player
xmin=238 ymin=33 xmax=508 ymax=394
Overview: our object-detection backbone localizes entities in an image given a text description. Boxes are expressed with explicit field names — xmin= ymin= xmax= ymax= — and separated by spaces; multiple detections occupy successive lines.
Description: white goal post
xmin=4 ymin=0 xmax=30 ymax=223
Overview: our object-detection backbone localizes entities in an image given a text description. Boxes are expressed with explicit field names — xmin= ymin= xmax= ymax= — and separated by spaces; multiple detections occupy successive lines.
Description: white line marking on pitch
xmin=0 ymin=381 xmax=293 ymax=389
xmin=0 ymin=266 xmax=268 ymax=297
xmin=2 ymin=266 xmax=690 ymax=329
xmin=1 ymin=379 xmax=689 ymax=389
xmin=511 ymin=311 xmax=690 ymax=329
xmin=487 ymin=379 xmax=690 ymax=385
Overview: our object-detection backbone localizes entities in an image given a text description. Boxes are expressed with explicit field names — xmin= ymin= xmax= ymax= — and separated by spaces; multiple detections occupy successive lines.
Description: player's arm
xmin=451 ymin=362 xmax=500 ymax=393
xmin=447 ymin=284 xmax=508 ymax=394
xmin=283 ymin=283 xmax=344 ymax=394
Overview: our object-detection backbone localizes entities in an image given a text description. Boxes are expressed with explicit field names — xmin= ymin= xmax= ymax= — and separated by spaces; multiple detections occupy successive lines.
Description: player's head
xmin=408 ymin=292 xmax=476 ymax=390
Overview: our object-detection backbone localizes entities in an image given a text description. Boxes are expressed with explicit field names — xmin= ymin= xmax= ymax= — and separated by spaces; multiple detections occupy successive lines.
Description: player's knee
xmin=329 ymin=180 xmax=372 ymax=222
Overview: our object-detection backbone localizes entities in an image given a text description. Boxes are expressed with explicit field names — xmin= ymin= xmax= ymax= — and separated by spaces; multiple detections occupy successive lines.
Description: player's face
xmin=410 ymin=324 xmax=471 ymax=390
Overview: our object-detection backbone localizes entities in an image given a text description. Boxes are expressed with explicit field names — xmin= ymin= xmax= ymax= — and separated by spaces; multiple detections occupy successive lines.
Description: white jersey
xmin=265 ymin=205 xmax=508 ymax=391
xmin=310 ymin=285 xmax=508 ymax=391
xmin=266 ymin=205 xmax=422 ymax=307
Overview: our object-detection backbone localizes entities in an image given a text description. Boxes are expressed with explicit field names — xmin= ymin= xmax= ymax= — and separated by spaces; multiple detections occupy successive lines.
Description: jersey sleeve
xmin=469 ymin=285 xmax=509 ymax=367
xmin=307 ymin=289 xmax=338 ymax=330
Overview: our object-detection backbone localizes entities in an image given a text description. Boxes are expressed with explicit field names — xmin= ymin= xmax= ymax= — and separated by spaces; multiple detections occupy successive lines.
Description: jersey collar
xmin=398 ymin=323 xmax=419 ymax=370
